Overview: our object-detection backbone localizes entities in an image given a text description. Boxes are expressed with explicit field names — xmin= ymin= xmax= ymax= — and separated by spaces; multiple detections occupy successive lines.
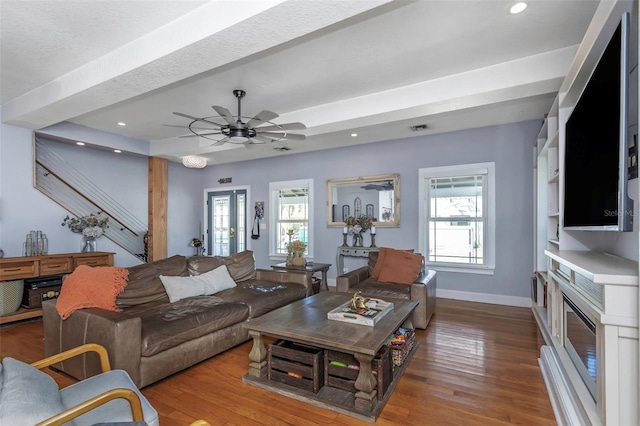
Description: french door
xmin=207 ymin=189 xmax=247 ymax=256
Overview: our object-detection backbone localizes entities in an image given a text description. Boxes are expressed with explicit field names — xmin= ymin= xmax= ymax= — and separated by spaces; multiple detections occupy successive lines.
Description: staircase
xmin=34 ymin=136 xmax=148 ymax=261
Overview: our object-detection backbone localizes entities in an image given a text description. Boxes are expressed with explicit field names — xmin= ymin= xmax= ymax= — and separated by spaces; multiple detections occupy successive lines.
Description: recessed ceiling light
xmin=76 ymin=142 xmax=85 ymax=146
xmin=509 ymin=2 xmax=527 ymax=14
xmin=114 ymin=149 xmax=122 ymax=153
xmin=117 ymin=122 xmax=126 ymax=126
xmin=351 ymin=133 xmax=358 ymax=137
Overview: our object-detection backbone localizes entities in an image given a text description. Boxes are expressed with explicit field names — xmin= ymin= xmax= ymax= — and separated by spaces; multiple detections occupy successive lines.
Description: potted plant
xmin=287 ymin=240 xmax=307 ymax=266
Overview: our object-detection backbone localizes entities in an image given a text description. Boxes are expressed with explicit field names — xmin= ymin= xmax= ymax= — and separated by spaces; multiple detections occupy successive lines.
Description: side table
xmin=271 ymin=262 xmax=331 ymax=292
xmin=336 ymin=246 xmax=380 ymax=275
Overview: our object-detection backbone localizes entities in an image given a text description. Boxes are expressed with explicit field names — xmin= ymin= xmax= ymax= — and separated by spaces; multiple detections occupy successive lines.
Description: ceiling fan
xmin=166 ymin=89 xmax=306 ymax=147
xmin=361 ymin=181 xmax=394 ymax=191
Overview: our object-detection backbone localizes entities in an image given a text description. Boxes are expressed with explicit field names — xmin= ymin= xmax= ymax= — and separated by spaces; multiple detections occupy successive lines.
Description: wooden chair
xmin=0 ymin=343 xmax=158 ymax=426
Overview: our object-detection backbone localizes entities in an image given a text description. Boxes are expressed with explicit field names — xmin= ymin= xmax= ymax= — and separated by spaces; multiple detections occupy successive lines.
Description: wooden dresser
xmin=0 ymin=252 xmax=114 ymax=324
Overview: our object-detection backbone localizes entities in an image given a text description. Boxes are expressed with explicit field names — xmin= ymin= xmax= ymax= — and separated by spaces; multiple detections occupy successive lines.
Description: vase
xmin=352 ymin=233 xmax=363 ymax=247
xmin=292 ymin=256 xmax=306 ymax=266
xmin=286 ymin=252 xmax=294 ymax=266
xmin=82 ymin=236 xmax=97 ymax=252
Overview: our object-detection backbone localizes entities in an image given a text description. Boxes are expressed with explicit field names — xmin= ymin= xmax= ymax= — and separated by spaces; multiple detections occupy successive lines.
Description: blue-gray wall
xmin=0 ymin=113 xmax=202 ymax=266
xmin=1 ymin=108 xmax=538 ymax=301
xmin=201 ymin=120 xmax=539 ymax=301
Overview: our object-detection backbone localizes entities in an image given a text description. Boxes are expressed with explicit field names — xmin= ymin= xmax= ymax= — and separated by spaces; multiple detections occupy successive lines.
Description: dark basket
xmin=311 ymin=277 xmax=321 ymax=294
xmin=390 ymin=330 xmax=415 ymax=367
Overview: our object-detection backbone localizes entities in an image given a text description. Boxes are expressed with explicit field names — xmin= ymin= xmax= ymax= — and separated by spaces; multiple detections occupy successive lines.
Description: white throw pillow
xmin=160 ymin=265 xmax=237 ymax=303
xmin=197 ymin=265 xmax=237 ymax=294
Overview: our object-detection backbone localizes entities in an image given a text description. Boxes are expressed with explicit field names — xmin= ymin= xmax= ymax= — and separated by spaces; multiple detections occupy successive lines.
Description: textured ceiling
xmin=1 ymin=0 xmax=600 ymax=165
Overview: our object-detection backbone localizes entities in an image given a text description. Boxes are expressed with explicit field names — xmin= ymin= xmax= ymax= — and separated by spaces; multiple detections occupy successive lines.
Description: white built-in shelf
xmin=548 ymin=173 xmax=559 ymax=183
xmin=545 ymin=250 xmax=639 ymax=286
xmin=548 ymin=239 xmax=560 ymax=246
xmin=548 ymin=211 xmax=560 ymax=217
xmin=548 ymin=131 xmax=559 ymax=148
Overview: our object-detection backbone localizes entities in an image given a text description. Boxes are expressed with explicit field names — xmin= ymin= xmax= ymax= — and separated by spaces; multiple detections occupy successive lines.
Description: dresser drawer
xmin=74 ymin=255 xmax=112 ymax=267
xmin=0 ymin=261 xmax=38 ymax=280
xmin=40 ymin=257 xmax=73 ymax=275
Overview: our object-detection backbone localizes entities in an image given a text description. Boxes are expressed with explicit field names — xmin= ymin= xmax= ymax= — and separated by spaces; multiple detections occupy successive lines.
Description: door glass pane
xmin=213 ymin=195 xmax=230 ymax=256
xmin=237 ymin=193 xmax=246 ymax=253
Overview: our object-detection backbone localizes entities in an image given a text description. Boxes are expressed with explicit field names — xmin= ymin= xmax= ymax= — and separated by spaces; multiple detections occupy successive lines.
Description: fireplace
xmin=562 ymin=293 xmax=597 ymax=400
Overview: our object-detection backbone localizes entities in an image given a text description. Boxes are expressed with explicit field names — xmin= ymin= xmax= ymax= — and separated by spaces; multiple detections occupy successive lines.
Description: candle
xmin=371 ymin=226 xmax=376 ymax=234
xmin=343 ymin=227 xmax=348 ymax=234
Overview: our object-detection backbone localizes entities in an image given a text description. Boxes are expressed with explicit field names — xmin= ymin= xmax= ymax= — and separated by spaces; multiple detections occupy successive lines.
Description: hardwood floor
xmin=0 ymin=298 xmax=556 ymax=425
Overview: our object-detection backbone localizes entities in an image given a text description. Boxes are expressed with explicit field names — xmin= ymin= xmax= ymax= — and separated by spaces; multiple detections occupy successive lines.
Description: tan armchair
xmin=336 ymin=251 xmax=436 ymax=329
xmin=0 ymin=343 xmax=158 ymax=426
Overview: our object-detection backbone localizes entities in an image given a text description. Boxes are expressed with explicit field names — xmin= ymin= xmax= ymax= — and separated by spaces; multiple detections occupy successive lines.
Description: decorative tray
xmin=327 ymin=298 xmax=394 ymax=326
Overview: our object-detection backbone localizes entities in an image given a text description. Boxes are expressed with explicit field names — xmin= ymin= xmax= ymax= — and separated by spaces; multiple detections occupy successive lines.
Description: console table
xmin=336 ymin=246 xmax=379 ymax=275
xmin=0 ymin=252 xmax=114 ymax=324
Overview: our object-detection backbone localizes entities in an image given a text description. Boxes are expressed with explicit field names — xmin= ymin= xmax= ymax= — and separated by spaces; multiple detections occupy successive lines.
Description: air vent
xmin=274 ymin=146 xmax=291 ymax=152
xmin=410 ymin=124 xmax=429 ymax=131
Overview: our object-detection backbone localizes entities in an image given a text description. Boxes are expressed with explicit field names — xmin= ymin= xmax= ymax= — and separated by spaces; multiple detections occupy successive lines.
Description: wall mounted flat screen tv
xmin=564 ymin=12 xmax=633 ymax=232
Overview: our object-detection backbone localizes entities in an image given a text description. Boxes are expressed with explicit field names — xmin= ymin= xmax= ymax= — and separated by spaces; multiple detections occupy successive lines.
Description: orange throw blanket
xmin=56 ymin=265 xmax=129 ymax=320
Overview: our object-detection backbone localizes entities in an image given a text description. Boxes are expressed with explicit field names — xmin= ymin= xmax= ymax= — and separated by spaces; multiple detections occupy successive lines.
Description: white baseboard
xmin=436 ymin=288 xmax=531 ymax=307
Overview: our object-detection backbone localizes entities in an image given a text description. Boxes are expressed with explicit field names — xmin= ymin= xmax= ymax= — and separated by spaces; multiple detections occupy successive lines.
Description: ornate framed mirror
xmin=326 ymin=173 xmax=400 ymax=227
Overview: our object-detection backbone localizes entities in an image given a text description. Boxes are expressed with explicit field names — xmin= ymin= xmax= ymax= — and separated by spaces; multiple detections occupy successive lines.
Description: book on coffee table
xmin=327 ymin=298 xmax=394 ymax=326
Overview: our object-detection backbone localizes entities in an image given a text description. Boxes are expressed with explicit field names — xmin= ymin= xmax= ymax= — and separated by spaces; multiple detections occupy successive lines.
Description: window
xmin=269 ymin=179 xmax=314 ymax=259
xmin=418 ymin=163 xmax=495 ymax=274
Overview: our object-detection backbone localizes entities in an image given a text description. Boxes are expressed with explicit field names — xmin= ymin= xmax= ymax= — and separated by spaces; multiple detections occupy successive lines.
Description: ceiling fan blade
xmin=173 ymin=112 xmax=222 ymax=127
xmin=255 ymin=122 xmax=306 ymax=132
xmin=211 ymin=106 xmax=236 ymax=126
xmin=178 ymin=132 xmax=222 ymax=138
xmin=246 ymin=110 xmax=279 ymax=129
xmin=252 ymin=135 xmax=274 ymax=143
xmin=163 ymin=124 xmax=220 ymax=130
xmin=211 ymin=137 xmax=229 ymax=146
xmin=258 ymin=132 xmax=306 ymax=141
xmin=243 ymin=140 xmax=256 ymax=149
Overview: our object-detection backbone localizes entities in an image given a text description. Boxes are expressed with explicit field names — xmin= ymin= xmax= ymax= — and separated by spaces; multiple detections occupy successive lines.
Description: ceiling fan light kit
xmin=169 ymin=90 xmax=306 ymax=148
xmin=182 ymin=155 xmax=207 ymax=168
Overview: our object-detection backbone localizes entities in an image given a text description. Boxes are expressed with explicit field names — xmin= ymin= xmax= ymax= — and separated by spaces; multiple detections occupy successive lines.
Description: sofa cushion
xmin=117 ymin=255 xmax=188 ymax=307
xmin=187 ymin=250 xmax=256 ymax=282
xmin=223 ymin=250 xmax=256 ymax=282
xmin=131 ymin=297 xmax=250 ymax=357
xmin=0 ymin=357 xmax=65 ymax=425
xmin=378 ymin=250 xmax=423 ymax=284
xmin=216 ymin=280 xmax=307 ymax=318
xmin=159 ymin=265 xmax=236 ymax=303
xmin=186 ymin=256 xmax=226 ymax=276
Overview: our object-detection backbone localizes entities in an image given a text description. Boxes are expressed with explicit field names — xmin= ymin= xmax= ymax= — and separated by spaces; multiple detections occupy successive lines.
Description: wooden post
xmin=148 ymin=157 xmax=167 ymax=261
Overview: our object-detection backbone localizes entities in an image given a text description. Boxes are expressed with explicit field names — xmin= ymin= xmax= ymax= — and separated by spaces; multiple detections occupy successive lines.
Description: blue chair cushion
xmin=0 ymin=357 xmax=65 ymax=425
xmin=59 ymin=369 xmax=158 ymax=426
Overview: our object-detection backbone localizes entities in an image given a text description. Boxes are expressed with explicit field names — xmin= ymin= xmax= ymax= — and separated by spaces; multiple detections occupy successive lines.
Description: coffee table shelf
xmin=243 ymin=342 xmax=418 ymax=423
xmin=242 ymin=292 xmax=418 ymax=423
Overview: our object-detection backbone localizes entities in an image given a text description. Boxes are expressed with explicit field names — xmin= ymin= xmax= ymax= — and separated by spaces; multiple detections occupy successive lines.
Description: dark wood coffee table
xmin=242 ymin=292 xmax=418 ymax=423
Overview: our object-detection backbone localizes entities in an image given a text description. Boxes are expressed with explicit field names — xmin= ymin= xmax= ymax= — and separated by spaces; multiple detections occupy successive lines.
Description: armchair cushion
xmin=0 ymin=357 xmax=65 ymax=425
xmin=377 ymin=249 xmax=423 ymax=284
xmin=371 ymin=247 xmax=414 ymax=279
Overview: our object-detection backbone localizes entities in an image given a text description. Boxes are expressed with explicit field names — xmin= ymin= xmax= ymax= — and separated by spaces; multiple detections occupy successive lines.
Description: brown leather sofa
xmin=42 ymin=251 xmax=310 ymax=388
xmin=336 ymin=251 xmax=436 ymax=329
